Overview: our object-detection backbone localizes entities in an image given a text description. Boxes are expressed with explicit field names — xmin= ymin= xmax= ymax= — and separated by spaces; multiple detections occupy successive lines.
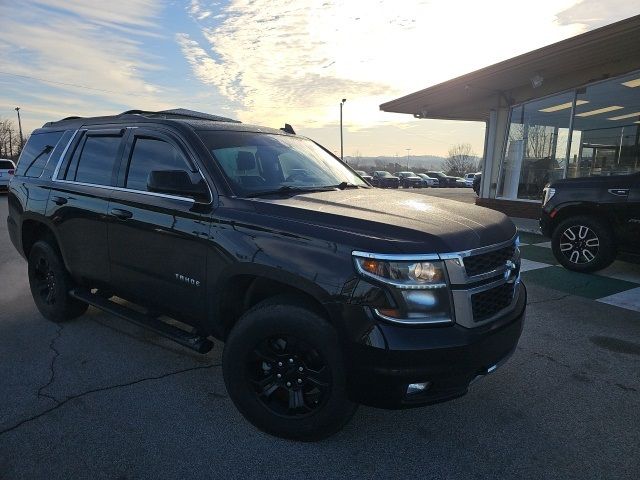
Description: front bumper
xmin=346 ymin=282 xmax=526 ymax=409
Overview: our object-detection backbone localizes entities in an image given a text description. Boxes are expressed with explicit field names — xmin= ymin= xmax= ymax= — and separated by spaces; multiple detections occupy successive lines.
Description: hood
xmin=246 ymin=189 xmax=516 ymax=254
xmin=551 ymin=172 xmax=638 ymax=189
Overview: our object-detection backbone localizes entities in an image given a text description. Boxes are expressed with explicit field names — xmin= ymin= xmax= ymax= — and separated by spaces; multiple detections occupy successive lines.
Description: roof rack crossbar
xmin=119 ymin=108 xmax=240 ymax=123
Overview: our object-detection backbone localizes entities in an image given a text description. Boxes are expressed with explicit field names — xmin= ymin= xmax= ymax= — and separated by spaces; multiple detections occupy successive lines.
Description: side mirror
xmin=147 ymin=170 xmax=209 ymax=202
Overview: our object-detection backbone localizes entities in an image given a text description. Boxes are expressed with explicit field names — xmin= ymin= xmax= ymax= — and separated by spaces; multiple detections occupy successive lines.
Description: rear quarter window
xmin=15 ymin=131 xmax=64 ymax=177
xmin=0 ymin=160 xmax=15 ymax=169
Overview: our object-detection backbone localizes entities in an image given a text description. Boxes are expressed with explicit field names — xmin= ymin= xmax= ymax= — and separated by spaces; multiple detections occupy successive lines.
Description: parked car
xmin=355 ymin=170 xmax=372 ymax=183
xmin=453 ymin=177 xmax=467 ymax=188
xmin=0 ymin=158 xmax=15 ymax=190
xmin=7 ymin=108 xmax=526 ymax=441
xmin=417 ymin=173 xmax=438 ymax=187
xmin=473 ymin=173 xmax=482 ymax=196
xmin=426 ymin=171 xmax=457 ymax=188
xmin=464 ymin=173 xmax=478 ymax=187
xmin=396 ymin=171 xmax=423 ymax=188
xmin=540 ymin=172 xmax=640 ymax=272
xmin=371 ymin=170 xmax=400 ymax=188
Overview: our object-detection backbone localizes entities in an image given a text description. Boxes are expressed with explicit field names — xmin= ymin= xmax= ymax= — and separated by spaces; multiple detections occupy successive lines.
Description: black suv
xmin=540 ymin=173 xmax=640 ymax=272
xmin=7 ymin=109 xmax=526 ymax=441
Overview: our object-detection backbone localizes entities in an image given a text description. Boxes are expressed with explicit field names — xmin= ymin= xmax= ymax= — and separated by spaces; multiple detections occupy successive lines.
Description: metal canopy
xmin=380 ymin=15 xmax=640 ymax=121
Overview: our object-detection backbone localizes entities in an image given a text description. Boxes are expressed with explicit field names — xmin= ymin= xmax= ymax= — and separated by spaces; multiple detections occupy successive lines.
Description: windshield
xmin=197 ymin=131 xmax=367 ymax=196
xmin=375 ymin=171 xmax=393 ymax=177
xmin=400 ymin=171 xmax=417 ymax=176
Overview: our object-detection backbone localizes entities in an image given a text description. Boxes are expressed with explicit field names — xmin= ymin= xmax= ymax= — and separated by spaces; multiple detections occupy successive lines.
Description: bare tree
xmin=0 ymin=117 xmax=22 ymax=160
xmin=444 ymin=143 xmax=476 ymax=177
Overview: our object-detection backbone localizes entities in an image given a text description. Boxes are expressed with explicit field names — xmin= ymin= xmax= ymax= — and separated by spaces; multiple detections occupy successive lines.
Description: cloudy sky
xmin=0 ymin=0 xmax=636 ymax=156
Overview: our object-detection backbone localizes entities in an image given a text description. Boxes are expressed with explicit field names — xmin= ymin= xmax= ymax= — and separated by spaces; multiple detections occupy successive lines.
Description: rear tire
xmin=223 ymin=296 xmax=357 ymax=441
xmin=551 ymin=216 xmax=616 ymax=273
xmin=28 ymin=240 xmax=88 ymax=322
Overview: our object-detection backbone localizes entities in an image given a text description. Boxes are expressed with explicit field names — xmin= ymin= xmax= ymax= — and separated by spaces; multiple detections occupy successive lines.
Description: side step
xmin=70 ymin=288 xmax=214 ymax=354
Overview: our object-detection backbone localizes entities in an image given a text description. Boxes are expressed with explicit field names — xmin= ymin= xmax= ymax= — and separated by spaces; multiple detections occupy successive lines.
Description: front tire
xmin=551 ymin=216 xmax=616 ymax=272
xmin=28 ymin=240 xmax=88 ymax=322
xmin=223 ymin=296 xmax=357 ymax=441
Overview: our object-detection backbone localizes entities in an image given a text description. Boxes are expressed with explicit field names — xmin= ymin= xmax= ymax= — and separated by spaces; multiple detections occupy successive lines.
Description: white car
xmin=417 ymin=173 xmax=438 ymax=187
xmin=463 ymin=173 xmax=478 ymax=187
xmin=0 ymin=159 xmax=15 ymax=190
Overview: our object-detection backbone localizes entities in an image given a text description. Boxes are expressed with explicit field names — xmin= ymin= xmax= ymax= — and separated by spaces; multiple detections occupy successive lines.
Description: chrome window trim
xmin=373 ymin=309 xmax=453 ymax=326
xmin=51 ymin=129 xmax=80 ymax=181
xmin=50 ymin=178 xmax=195 ymax=203
xmin=49 ymin=127 xmax=210 ymax=204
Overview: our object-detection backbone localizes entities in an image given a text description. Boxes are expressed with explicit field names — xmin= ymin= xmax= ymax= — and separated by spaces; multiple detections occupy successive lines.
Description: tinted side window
xmin=15 ymin=131 xmax=64 ymax=177
xmin=125 ymin=137 xmax=190 ymax=191
xmin=71 ymin=135 xmax=122 ymax=186
xmin=0 ymin=160 xmax=14 ymax=169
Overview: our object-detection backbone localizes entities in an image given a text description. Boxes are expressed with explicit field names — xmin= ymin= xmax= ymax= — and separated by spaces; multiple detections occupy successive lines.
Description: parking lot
xmin=1 ymin=193 xmax=639 ymax=479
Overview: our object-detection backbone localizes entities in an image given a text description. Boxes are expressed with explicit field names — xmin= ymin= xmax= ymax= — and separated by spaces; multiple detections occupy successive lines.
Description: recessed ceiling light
xmin=622 ymin=78 xmax=640 ymax=88
xmin=607 ymin=111 xmax=640 ymax=120
xmin=539 ymin=100 xmax=588 ymax=113
xmin=575 ymin=106 xmax=624 ymax=117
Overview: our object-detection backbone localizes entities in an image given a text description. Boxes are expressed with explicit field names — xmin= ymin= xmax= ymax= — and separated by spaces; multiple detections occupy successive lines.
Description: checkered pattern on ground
xmin=518 ymin=232 xmax=640 ymax=313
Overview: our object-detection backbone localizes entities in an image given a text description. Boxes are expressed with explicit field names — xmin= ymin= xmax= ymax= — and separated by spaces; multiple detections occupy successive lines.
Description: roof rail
xmin=120 ymin=108 xmax=240 ymax=123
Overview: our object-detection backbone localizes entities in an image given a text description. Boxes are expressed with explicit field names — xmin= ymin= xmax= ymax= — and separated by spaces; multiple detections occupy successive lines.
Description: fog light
xmin=406 ymin=381 xmax=431 ymax=396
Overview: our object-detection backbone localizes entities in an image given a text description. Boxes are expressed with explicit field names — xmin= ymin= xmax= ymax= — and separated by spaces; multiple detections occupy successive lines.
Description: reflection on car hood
xmin=247 ymin=189 xmax=516 ymax=254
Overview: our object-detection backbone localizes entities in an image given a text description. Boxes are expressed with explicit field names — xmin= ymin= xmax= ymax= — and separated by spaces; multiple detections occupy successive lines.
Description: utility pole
xmin=15 ymin=107 xmax=24 ymax=149
xmin=340 ymin=98 xmax=346 ymax=162
xmin=406 ymin=148 xmax=411 ymax=170
xmin=9 ymin=130 xmax=13 ymax=159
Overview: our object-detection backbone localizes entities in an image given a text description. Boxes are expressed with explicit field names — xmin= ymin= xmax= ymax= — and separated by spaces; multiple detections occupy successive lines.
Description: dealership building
xmin=381 ymin=14 xmax=640 ymax=218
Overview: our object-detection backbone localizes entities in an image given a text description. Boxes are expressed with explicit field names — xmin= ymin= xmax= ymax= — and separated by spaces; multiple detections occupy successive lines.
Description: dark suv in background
xmin=370 ymin=170 xmax=400 ymax=188
xmin=7 ymin=109 xmax=526 ymax=441
xmin=541 ymin=172 xmax=640 ymax=272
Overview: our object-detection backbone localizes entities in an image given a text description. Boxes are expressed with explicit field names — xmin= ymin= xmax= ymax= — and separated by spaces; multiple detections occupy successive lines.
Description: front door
xmin=107 ymin=128 xmax=213 ymax=325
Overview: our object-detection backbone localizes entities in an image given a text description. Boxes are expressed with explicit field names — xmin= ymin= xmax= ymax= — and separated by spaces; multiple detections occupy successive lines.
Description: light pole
xmin=15 ymin=107 xmax=24 ymax=149
xmin=340 ymin=98 xmax=346 ymax=161
xmin=406 ymin=148 xmax=411 ymax=170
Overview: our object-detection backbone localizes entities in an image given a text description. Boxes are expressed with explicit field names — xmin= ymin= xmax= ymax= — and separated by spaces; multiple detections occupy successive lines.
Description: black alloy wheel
xmin=248 ymin=335 xmax=330 ymax=417
xmin=223 ymin=296 xmax=357 ymax=441
xmin=28 ymin=240 xmax=88 ymax=322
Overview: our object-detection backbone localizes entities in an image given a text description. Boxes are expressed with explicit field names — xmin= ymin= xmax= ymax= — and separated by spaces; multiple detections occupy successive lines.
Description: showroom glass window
xmin=568 ymin=71 xmax=640 ymax=178
xmin=497 ymin=92 xmax=574 ymax=200
xmin=498 ymin=68 xmax=640 ymax=201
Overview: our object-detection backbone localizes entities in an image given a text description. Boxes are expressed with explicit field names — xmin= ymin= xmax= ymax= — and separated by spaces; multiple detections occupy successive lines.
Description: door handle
xmin=109 ymin=208 xmax=133 ymax=220
xmin=51 ymin=195 xmax=68 ymax=206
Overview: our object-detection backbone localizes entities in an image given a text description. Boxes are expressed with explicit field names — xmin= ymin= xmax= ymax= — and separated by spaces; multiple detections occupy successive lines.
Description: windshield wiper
xmin=244 ymin=185 xmax=337 ymax=198
xmin=332 ymin=181 xmax=365 ymax=190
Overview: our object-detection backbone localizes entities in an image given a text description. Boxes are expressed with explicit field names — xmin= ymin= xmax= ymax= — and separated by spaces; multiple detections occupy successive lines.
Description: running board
xmin=70 ymin=288 xmax=214 ymax=354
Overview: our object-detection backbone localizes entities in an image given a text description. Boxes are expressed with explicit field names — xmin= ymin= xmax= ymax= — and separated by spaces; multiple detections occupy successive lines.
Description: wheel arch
xmin=549 ymin=202 xmax=614 ymax=235
xmin=209 ymin=265 xmax=337 ymax=340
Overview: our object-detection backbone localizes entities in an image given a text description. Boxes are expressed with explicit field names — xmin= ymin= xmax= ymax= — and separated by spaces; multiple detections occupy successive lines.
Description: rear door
xmin=107 ymin=127 xmax=213 ymax=324
xmin=47 ymin=128 xmax=126 ymax=284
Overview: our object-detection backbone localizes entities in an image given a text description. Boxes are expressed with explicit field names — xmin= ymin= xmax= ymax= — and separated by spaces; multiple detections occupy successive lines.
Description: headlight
xmin=542 ymin=187 xmax=556 ymax=206
xmin=352 ymin=253 xmax=453 ymax=324
xmin=353 ymin=256 xmax=446 ymax=289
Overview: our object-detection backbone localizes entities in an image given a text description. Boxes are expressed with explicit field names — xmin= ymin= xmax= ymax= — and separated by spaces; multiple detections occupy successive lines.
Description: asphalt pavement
xmin=1 ymin=193 xmax=639 ymax=480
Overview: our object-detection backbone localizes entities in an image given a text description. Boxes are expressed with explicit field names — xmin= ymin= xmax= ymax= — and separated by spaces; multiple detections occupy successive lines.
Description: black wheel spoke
xmin=305 ymin=366 xmax=330 ymax=387
xmin=246 ymin=334 xmax=330 ymax=418
xmin=250 ymin=376 xmax=279 ymax=398
xmin=288 ymin=388 xmax=305 ymax=410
